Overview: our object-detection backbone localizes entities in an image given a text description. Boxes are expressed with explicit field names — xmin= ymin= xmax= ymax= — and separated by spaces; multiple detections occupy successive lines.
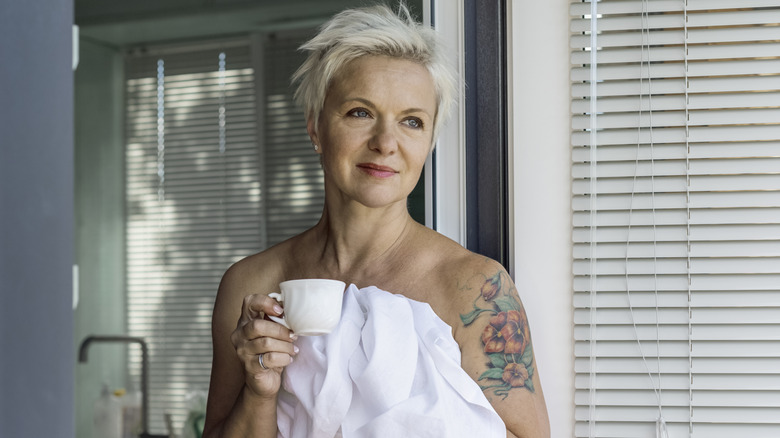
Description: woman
xmin=204 ymin=4 xmax=549 ymax=437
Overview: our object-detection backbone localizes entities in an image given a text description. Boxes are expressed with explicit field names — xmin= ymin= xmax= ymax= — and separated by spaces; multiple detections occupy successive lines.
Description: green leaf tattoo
xmin=488 ymin=353 xmax=507 ymax=369
xmin=493 ymin=296 xmax=522 ymax=313
xmin=479 ymin=368 xmax=505 ymax=381
xmin=461 ymin=270 xmax=536 ymax=398
xmin=460 ymin=306 xmax=494 ymax=326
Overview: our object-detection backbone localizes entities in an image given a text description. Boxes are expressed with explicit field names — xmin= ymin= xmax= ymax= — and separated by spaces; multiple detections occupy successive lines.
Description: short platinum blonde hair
xmin=292 ymin=2 xmax=457 ymax=144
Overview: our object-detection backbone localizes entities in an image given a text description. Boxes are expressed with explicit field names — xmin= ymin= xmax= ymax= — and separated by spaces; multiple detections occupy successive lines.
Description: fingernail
xmin=293 ymin=345 xmax=299 ymax=354
xmin=289 ymin=356 xmax=294 ymax=364
xmin=273 ymin=305 xmax=283 ymax=315
xmin=290 ymin=333 xmax=298 ymax=340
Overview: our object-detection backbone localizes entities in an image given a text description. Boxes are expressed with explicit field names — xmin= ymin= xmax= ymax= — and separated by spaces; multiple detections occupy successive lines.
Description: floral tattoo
xmin=460 ymin=270 xmax=535 ymax=398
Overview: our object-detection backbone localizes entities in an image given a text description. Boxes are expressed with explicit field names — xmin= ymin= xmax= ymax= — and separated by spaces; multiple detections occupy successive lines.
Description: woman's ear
xmin=306 ymin=118 xmax=321 ymax=154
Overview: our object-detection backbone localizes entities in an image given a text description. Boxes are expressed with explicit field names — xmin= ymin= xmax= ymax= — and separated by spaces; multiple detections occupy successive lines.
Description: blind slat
xmin=571 ymin=9 xmax=780 ymax=33
xmin=570 ymin=0 xmax=780 ymax=15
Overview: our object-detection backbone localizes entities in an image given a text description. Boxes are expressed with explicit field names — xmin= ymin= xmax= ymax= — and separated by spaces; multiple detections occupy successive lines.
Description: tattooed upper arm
xmin=454 ymin=259 xmax=550 ymax=438
xmin=460 ymin=268 xmax=536 ymax=396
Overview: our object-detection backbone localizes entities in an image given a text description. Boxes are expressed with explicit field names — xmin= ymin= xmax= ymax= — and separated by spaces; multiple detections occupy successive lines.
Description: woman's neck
xmin=311 ymin=199 xmax=416 ymax=277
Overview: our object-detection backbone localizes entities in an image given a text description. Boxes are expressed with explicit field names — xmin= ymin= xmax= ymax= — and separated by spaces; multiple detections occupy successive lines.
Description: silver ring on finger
xmin=258 ymin=352 xmax=269 ymax=370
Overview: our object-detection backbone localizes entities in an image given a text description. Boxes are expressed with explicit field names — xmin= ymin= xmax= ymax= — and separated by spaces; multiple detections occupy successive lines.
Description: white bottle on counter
xmin=116 ymin=387 xmax=142 ymax=438
xmin=93 ymin=383 xmax=121 ymax=438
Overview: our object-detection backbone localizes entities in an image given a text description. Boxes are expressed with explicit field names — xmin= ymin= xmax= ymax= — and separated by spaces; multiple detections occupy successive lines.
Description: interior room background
xmin=73 ymin=1 xmax=399 ymax=435
xmin=11 ymin=0 xmax=775 ymax=437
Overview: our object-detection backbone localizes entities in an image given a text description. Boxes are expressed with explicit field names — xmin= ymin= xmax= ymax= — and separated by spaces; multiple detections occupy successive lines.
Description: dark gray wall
xmin=0 ymin=0 xmax=75 ymax=437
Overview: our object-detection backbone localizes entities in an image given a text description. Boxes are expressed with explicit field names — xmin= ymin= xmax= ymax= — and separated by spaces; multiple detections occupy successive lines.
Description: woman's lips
xmin=357 ymin=163 xmax=397 ymax=178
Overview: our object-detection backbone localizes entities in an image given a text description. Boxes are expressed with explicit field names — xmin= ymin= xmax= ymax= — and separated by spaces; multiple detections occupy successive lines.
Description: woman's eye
xmin=403 ymin=118 xmax=423 ymax=129
xmin=349 ymin=108 xmax=370 ymax=118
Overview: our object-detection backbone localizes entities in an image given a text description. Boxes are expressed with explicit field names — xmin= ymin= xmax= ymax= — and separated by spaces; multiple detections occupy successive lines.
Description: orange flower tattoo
xmin=460 ymin=270 xmax=536 ymax=397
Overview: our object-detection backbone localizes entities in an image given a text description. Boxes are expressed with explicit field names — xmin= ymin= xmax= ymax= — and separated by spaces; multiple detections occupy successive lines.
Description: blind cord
xmin=152 ymin=57 xmax=167 ymax=417
xmin=218 ymin=52 xmax=229 ymax=246
xmin=588 ymin=0 xmax=599 ymax=436
xmin=683 ymin=1 xmax=693 ymax=436
xmin=625 ymin=1 xmax=670 ymax=436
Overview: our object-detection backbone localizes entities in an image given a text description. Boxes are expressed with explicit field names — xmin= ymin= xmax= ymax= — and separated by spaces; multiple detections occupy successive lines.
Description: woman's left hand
xmin=230 ymin=293 xmax=298 ymax=399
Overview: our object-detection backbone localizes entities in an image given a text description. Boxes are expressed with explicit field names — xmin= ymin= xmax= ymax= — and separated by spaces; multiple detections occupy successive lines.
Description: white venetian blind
xmin=124 ymin=32 xmax=321 ymax=434
xmin=263 ymin=32 xmax=325 ymax=246
xmin=570 ymin=1 xmax=780 ymax=437
xmin=125 ymin=41 xmax=263 ymax=433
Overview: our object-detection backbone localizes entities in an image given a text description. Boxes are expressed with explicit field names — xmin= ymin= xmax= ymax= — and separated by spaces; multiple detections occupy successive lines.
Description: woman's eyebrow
xmin=340 ymin=97 xmax=374 ymax=107
xmin=340 ymin=97 xmax=432 ymax=118
xmin=400 ymin=107 xmax=432 ymax=117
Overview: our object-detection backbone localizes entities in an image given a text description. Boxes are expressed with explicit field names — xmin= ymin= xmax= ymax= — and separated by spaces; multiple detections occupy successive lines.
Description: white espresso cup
xmin=267 ymin=279 xmax=346 ymax=336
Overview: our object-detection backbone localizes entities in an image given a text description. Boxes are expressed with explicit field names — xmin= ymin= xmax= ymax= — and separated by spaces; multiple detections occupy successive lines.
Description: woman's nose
xmin=369 ymin=122 xmax=398 ymax=155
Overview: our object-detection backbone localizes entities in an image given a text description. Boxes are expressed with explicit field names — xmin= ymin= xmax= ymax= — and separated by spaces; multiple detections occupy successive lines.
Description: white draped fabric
xmin=276 ymin=284 xmax=506 ymax=438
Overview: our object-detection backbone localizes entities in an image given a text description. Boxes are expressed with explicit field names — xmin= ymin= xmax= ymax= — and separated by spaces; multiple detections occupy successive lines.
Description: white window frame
xmin=424 ymin=0 xmax=468 ymax=244
xmin=429 ymin=2 xmax=576 ymax=435
xmin=508 ymin=0 xmax=575 ymax=437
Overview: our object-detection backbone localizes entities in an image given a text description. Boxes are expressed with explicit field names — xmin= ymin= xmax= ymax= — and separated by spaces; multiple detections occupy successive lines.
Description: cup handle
xmin=266 ymin=292 xmax=289 ymax=329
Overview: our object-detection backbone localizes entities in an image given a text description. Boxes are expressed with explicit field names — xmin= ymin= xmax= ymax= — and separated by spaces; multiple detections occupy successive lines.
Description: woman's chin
xmin=349 ymin=192 xmax=409 ymax=210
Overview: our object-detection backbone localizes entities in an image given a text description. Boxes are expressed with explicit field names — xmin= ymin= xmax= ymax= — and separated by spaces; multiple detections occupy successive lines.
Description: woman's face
xmin=309 ymin=55 xmax=437 ymax=210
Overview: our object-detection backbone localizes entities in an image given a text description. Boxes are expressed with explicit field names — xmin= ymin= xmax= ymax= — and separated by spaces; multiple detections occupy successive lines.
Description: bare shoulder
xmin=412 ymin=232 xmax=501 ymax=306
xmin=403 ymin=228 xmax=494 ymax=311
xmin=211 ymin=242 xmax=293 ymax=334
xmin=218 ymin=247 xmax=285 ymax=301
xmin=434 ymin=248 xmax=551 ymax=437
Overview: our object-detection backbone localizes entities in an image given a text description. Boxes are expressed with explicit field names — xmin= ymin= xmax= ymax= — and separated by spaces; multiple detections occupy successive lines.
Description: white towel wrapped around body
xmin=276 ymin=284 xmax=506 ymax=438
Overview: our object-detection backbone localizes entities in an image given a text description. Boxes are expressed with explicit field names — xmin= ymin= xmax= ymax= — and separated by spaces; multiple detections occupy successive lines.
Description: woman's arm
xmin=452 ymin=258 xmax=550 ymax=438
xmin=202 ymin=261 xmax=297 ymax=438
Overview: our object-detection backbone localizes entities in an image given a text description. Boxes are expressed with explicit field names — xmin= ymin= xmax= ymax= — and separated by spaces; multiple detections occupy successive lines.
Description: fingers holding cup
xmin=257 ymin=350 xmax=296 ymax=372
xmin=242 ymin=317 xmax=296 ymax=344
xmin=238 ymin=293 xmax=284 ymax=328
